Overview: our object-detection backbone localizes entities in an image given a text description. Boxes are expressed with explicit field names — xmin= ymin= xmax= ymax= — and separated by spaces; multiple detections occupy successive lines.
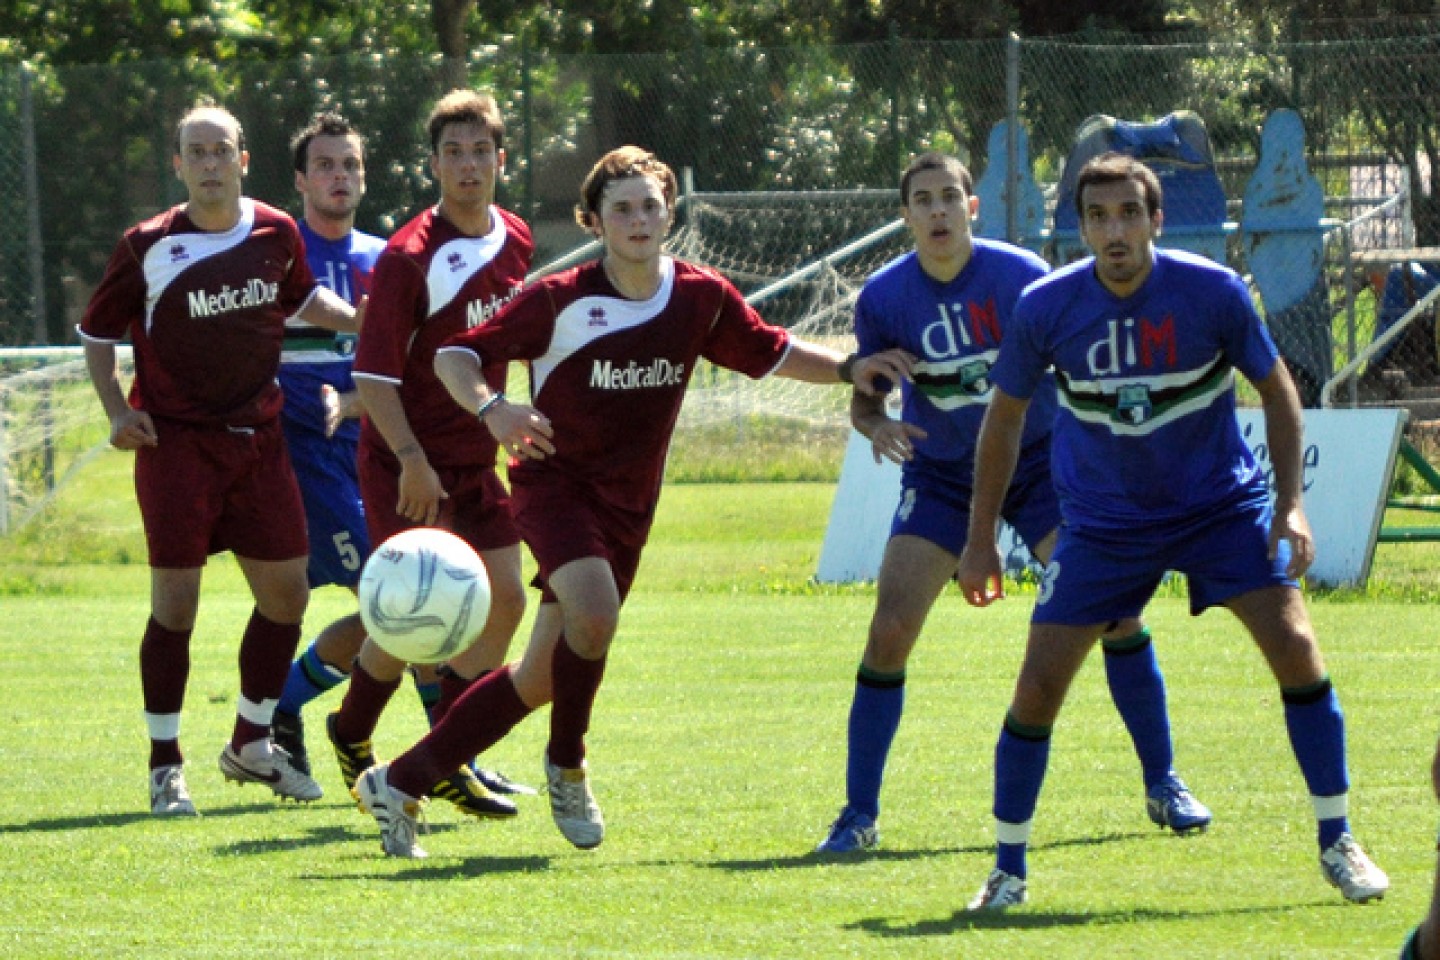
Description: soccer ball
xmin=358 ymin=527 xmax=491 ymax=664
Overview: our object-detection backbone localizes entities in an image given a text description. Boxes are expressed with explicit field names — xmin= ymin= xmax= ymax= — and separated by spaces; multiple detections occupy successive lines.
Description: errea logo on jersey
xmin=169 ymin=244 xmax=190 ymax=263
xmin=591 ymin=358 xmax=686 ymax=391
xmin=187 ymin=279 xmax=280 ymax=318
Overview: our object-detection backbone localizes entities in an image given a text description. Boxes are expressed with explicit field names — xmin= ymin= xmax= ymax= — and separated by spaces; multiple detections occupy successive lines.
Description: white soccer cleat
xmin=218 ymin=739 xmax=323 ymax=803
xmin=967 ymin=868 xmax=1028 ymax=911
xmin=354 ymin=765 xmax=428 ymax=859
xmin=544 ymin=757 xmax=605 ymax=849
xmin=1320 ymin=832 xmax=1389 ymax=903
xmin=149 ymin=764 xmax=197 ymax=817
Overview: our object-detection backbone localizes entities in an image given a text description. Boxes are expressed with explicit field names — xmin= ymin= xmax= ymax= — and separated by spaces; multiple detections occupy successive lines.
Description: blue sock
xmin=845 ymin=669 xmax=905 ymax=820
xmin=1102 ymin=630 xmax=1175 ymax=790
xmin=414 ymin=675 xmax=442 ymax=726
xmin=994 ymin=715 xmax=1052 ymax=879
xmin=276 ymin=644 xmax=347 ymax=715
xmin=1282 ymin=678 xmax=1351 ymax=849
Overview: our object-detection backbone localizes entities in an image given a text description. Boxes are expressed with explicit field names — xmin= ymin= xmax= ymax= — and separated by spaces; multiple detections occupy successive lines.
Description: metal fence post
xmin=521 ymin=36 xmax=534 ymax=225
xmin=1005 ymin=34 xmax=1021 ymax=245
xmin=888 ymin=21 xmax=901 ymax=181
xmin=21 ymin=63 xmax=47 ymax=345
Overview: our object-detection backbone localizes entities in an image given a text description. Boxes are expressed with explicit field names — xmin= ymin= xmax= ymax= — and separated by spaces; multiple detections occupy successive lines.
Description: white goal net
xmin=0 ymin=347 xmax=128 ymax=534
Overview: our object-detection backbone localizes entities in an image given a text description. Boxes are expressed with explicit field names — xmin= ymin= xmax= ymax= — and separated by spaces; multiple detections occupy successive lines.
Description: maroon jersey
xmin=353 ymin=205 xmax=532 ymax=469
xmin=441 ymin=257 xmax=791 ymax=514
xmin=80 ymin=199 xmax=318 ymax=427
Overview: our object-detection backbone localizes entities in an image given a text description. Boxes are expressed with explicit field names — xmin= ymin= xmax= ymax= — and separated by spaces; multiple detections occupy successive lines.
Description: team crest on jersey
xmin=959 ymin=358 xmax=991 ymax=396
xmin=588 ymin=307 xmax=608 ymax=328
xmin=1115 ymin=384 xmax=1153 ymax=425
xmin=169 ymin=244 xmax=189 ymax=263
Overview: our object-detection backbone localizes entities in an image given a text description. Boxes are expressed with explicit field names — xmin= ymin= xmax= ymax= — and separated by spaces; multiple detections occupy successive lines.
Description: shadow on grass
xmin=701 ymin=830 xmax=1147 ymax=873
xmin=0 ymin=798 xmax=362 ymax=833
xmin=848 ymin=898 xmax=1335 ymax=938
xmin=316 ymin=854 xmax=553 ymax=881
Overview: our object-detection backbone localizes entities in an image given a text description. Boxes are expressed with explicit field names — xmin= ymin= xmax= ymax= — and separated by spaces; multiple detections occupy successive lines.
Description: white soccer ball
xmin=358 ymin=527 xmax=491 ymax=664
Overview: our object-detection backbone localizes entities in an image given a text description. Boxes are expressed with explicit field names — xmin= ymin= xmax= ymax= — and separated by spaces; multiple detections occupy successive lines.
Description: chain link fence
xmin=0 ymin=30 xmax=1437 ymax=432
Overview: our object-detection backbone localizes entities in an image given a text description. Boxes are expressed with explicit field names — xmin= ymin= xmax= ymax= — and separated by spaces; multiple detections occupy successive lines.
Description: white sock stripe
xmin=236 ymin=695 xmax=278 ymax=727
xmin=1312 ymin=792 xmax=1349 ymax=821
xmin=143 ymin=711 xmax=181 ymax=741
xmin=995 ymin=819 xmax=1034 ymax=845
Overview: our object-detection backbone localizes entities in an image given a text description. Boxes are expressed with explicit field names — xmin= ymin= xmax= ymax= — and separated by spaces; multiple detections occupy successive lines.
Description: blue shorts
xmin=1032 ymin=494 xmax=1296 ymax=626
xmin=281 ymin=422 xmax=368 ymax=589
xmin=892 ymin=444 xmax=1059 ymax=557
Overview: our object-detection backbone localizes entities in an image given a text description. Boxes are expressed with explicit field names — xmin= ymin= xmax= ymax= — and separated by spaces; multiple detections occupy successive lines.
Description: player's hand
xmin=868 ymin=418 xmax=927 ymax=465
xmin=851 ymin=348 xmax=916 ymax=397
xmin=396 ymin=456 xmax=448 ymax=526
xmin=1268 ymin=500 xmax=1315 ymax=579
xmin=322 ymin=384 xmax=362 ymax=438
xmin=352 ymin=295 xmax=367 ymax=331
xmin=957 ymin=540 xmax=1006 ymax=607
xmin=485 ymin=401 xmax=555 ymax=461
xmin=109 ymin=408 xmax=158 ymax=450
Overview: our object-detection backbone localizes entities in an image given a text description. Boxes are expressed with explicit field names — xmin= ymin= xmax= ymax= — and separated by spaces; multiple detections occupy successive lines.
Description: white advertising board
xmin=817 ymin=408 xmax=1407 ymax=588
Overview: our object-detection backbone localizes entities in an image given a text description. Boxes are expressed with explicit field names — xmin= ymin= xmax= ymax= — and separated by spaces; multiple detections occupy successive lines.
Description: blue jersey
xmin=992 ymin=249 xmax=1280 ymax=531
xmin=854 ymin=239 xmax=1054 ymax=486
xmin=282 ymin=221 xmax=385 ymax=443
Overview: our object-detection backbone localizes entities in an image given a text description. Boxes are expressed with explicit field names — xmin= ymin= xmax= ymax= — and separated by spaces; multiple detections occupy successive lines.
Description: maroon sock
xmin=391 ymin=666 xmax=533 ymax=798
xmin=232 ymin=608 xmax=301 ymax=749
xmin=332 ymin=661 xmax=402 ymax=744
xmin=141 ymin=617 xmax=191 ymax=768
xmin=433 ymin=668 xmax=485 ymax=724
xmin=547 ymin=635 xmax=607 ymax=770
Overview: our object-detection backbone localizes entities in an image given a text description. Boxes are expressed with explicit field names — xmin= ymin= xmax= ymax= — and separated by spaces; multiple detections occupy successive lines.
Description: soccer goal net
xmin=0 ymin=347 xmax=128 ymax=534
xmin=668 ymin=187 xmax=906 ymax=437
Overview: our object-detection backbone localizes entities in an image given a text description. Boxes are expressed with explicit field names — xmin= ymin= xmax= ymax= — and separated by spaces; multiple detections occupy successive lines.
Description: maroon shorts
xmin=511 ymin=473 xmax=651 ymax=604
xmin=135 ymin=417 xmax=308 ymax=568
xmin=358 ymin=443 xmax=520 ymax=557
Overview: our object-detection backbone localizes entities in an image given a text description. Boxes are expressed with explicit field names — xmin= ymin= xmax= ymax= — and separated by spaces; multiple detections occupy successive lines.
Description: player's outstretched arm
xmin=298 ymin=286 xmax=360 ymax=334
xmin=1253 ymin=361 xmax=1315 ymax=579
xmin=956 ymin=389 xmax=1029 ymax=607
xmin=434 ymin=347 xmax=554 ymax=460
xmin=775 ymin=341 xmax=915 ymax=396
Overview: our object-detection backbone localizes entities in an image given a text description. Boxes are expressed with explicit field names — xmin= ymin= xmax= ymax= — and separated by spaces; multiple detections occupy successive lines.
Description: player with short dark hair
xmin=957 ymin=151 xmax=1388 ymax=909
xmin=324 ymin=89 xmax=535 ymax=821
xmin=262 ymin=111 xmax=384 ymax=775
xmin=815 ymin=151 xmax=1208 ymax=854
xmin=81 ymin=101 xmax=358 ymax=814
xmin=349 ymin=145 xmax=915 ymax=857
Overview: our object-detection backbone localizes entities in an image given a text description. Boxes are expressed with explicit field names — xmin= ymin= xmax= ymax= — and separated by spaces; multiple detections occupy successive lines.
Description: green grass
xmin=1 ymin=450 xmax=1439 ymax=957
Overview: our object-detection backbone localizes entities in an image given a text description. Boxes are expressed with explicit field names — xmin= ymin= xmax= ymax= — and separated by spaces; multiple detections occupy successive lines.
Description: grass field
xmin=1 ymin=447 xmax=1439 ymax=958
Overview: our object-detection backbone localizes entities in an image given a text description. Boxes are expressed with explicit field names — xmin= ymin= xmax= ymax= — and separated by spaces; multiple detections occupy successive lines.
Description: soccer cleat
xmin=272 ymin=709 xmax=310 ymax=776
xmin=218 ymin=740 xmax=323 ymax=802
xmin=473 ymin=764 xmax=537 ymax=796
xmin=355 ymin=765 xmax=428 ymax=859
xmin=816 ymin=806 xmax=878 ymax=853
xmin=1320 ymin=832 xmax=1389 ymax=903
xmin=544 ymin=757 xmax=605 ymax=849
xmin=149 ymin=764 xmax=197 ymax=817
xmin=325 ymin=710 xmax=376 ymax=794
xmin=967 ymin=868 xmax=1029 ymax=911
xmin=428 ymin=766 xmax=519 ymax=819
xmin=1145 ymin=775 xmax=1213 ymax=835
